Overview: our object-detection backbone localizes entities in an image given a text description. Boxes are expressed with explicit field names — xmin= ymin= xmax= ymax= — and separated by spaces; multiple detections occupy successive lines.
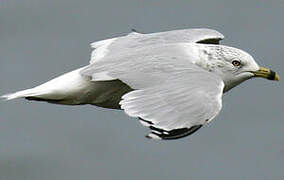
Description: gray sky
xmin=0 ymin=0 xmax=283 ymax=180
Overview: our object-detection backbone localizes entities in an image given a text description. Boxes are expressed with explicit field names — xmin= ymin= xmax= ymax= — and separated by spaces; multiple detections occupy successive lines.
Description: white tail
xmin=1 ymin=88 xmax=43 ymax=101
xmin=1 ymin=67 xmax=95 ymax=104
xmin=1 ymin=67 xmax=93 ymax=104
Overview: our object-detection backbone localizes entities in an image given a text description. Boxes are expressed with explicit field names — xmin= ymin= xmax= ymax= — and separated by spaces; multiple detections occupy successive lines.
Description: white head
xmin=195 ymin=44 xmax=279 ymax=92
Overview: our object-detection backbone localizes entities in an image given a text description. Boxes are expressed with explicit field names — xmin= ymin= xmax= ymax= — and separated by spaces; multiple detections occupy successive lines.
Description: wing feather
xmin=83 ymin=43 xmax=225 ymax=140
xmin=89 ymin=28 xmax=224 ymax=64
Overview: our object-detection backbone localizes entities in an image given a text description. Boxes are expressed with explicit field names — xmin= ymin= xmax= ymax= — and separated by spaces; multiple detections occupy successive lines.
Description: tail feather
xmin=1 ymin=88 xmax=43 ymax=101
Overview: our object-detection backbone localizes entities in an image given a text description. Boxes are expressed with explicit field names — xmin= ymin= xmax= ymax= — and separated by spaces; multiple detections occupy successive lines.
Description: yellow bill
xmin=253 ymin=66 xmax=280 ymax=81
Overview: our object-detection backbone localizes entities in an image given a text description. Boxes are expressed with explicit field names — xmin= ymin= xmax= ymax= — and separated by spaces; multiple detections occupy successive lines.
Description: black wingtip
xmin=131 ymin=28 xmax=144 ymax=34
xmin=139 ymin=117 xmax=153 ymax=127
xmin=131 ymin=28 xmax=139 ymax=33
xmin=147 ymin=125 xmax=203 ymax=140
xmin=196 ymin=38 xmax=222 ymax=45
xmin=145 ymin=132 xmax=162 ymax=140
xmin=145 ymin=134 xmax=151 ymax=139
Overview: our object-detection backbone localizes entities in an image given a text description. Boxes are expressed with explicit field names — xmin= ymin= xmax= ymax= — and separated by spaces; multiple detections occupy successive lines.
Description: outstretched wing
xmin=119 ymin=72 xmax=224 ymax=140
xmin=90 ymin=28 xmax=224 ymax=64
xmin=81 ymin=43 xmax=224 ymax=140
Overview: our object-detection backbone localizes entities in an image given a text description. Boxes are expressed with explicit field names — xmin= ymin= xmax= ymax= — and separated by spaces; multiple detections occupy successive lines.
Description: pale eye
xmin=232 ymin=60 xmax=241 ymax=67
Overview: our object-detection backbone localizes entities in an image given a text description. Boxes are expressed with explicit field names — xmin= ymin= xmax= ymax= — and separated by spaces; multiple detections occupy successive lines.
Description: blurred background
xmin=0 ymin=0 xmax=283 ymax=179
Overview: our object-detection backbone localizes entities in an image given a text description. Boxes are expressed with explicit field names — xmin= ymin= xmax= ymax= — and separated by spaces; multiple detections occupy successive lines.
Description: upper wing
xmin=81 ymin=43 xmax=224 ymax=140
xmin=90 ymin=28 xmax=224 ymax=64
xmin=120 ymin=74 xmax=224 ymax=140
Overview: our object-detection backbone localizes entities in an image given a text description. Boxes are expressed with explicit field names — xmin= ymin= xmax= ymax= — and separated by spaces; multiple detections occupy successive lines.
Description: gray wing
xmin=90 ymin=28 xmax=224 ymax=64
xmin=81 ymin=44 xmax=224 ymax=140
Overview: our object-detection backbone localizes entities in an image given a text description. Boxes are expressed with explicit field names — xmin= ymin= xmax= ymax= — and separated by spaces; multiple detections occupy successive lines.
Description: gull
xmin=2 ymin=28 xmax=279 ymax=140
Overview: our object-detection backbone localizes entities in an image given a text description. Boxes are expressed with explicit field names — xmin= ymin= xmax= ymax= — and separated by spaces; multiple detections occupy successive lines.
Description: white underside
xmin=2 ymin=67 xmax=88 ymax=101
xmin=1 ymin=67 xmax=131 ymax=108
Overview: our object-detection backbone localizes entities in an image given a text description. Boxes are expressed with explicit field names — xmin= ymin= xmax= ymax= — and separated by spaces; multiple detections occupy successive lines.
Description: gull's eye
xmin=232 ymin=60 xmax=241 ymax=67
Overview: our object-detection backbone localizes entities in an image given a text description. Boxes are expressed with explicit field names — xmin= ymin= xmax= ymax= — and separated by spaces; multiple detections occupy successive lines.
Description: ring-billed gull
xmin=2 ymin=28 xmax=279 ymax=140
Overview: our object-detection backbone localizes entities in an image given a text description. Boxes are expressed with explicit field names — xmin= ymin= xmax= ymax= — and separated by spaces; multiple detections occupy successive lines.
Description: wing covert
xmin=89 ymin=28 xmax=224 ymax=64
